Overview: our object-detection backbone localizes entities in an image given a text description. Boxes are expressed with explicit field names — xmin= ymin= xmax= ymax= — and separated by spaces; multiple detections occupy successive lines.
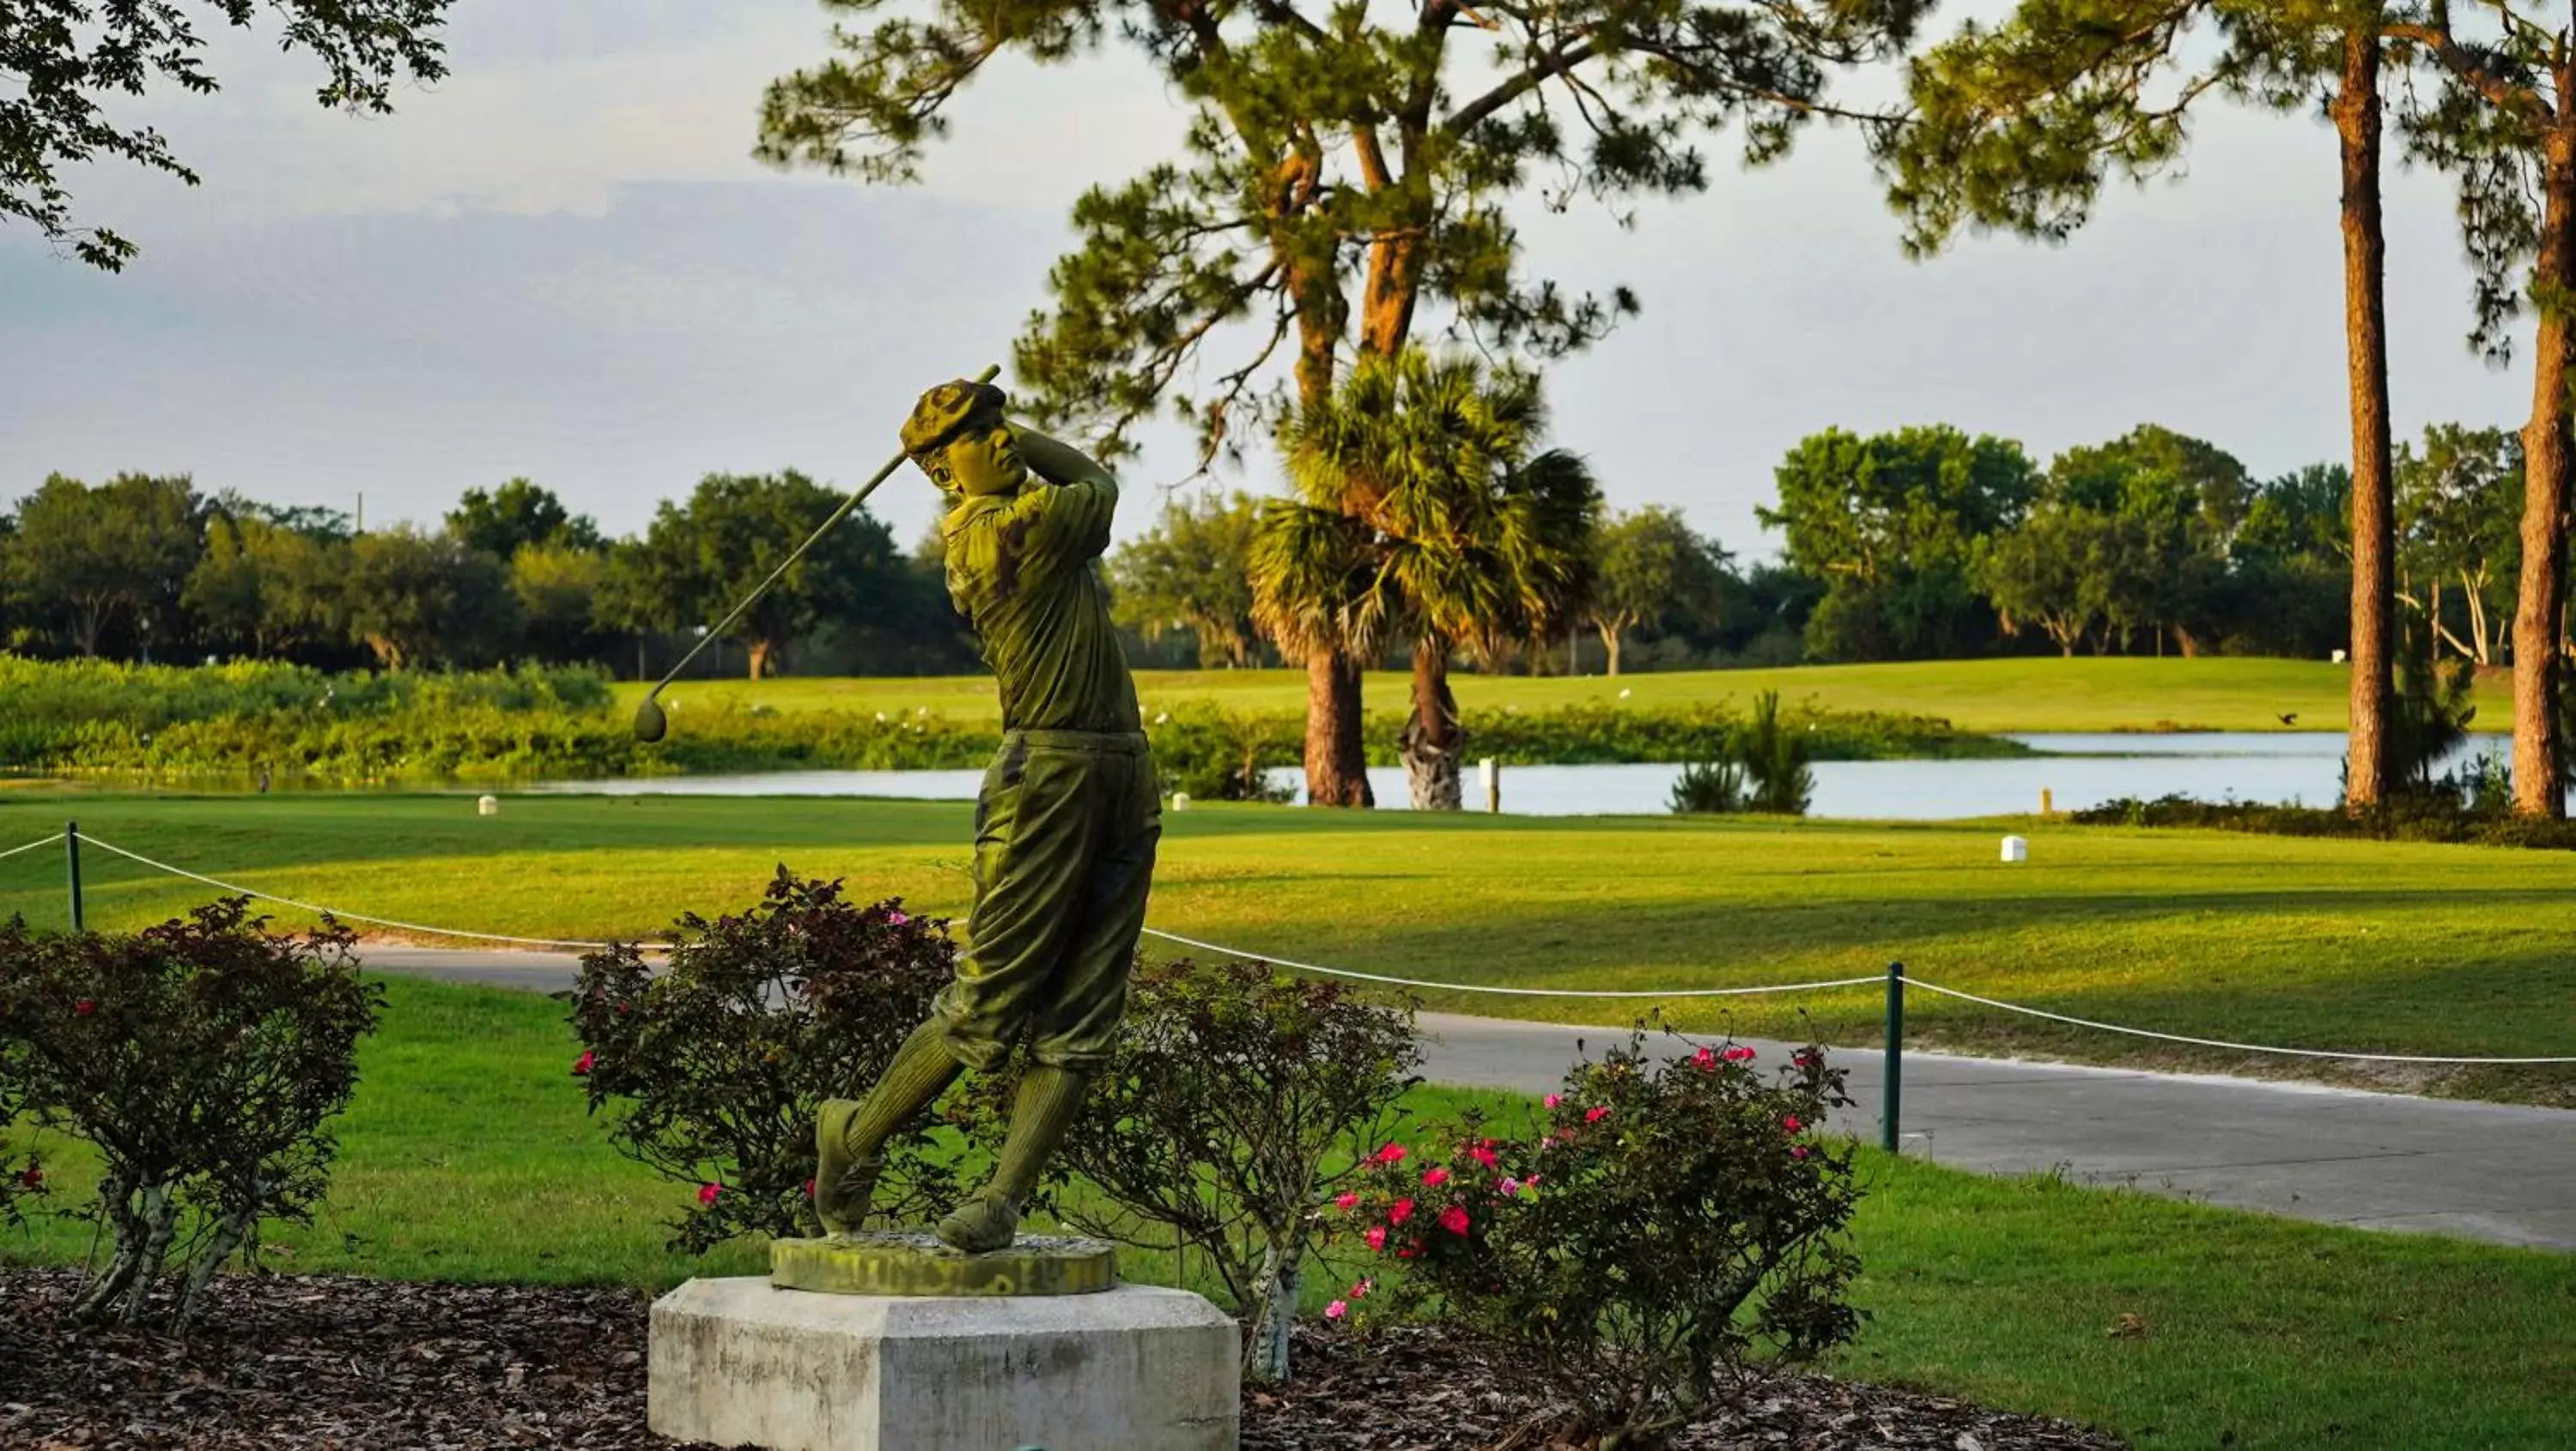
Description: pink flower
xmin=1396 ymin=1244 xmax=1419 ymax=1260
xmin=1372 ymin=1144 xmax=1407 ymax=1166
xmin=1421 ymin=1167 xmax=1450 ymax=1188
xmin=72 ymin=999 xmax=94 ymax=1017
xmin=1324 ymin=1299 xmax=1348 ymax=1320
xmin=571 ymin=1050 xmax=595 ymax=1077
xmin=1350 ymin=1278 xmax=1374 ymax=1300
xmin=888 ymin=911 xmax=911 ymax=926
xmin=1791 ymin=1146 xmax=1810 ymax=1161
xmin=1692 ymin=1046 xmax=1716 ymax=1070
xmin=1365 ymin=1225 xmax=1388 ymax=1252
xmin=1438 ymin=1204 xmax=1470 ymax=1235
xmin=697 ymin=1182 xmax=722 ymax=1205
xmin=1540 ymin=1134 xmax=1557 ymax=1150
xmin=17 ymin=1166 xmax=42 ymax=1189
xmin=805 ymin=1178 xmax=817 ymax=1198
xmin=1334 ymin=1192 xmax=1360 ymax=1211
xmin=1467 ymin=1144 xmax=1498 ymax=1169
xmin=1722 ymin=1045 xmax=1756 ymax=1063
xmin=1585 ymin=1106 xmax=1612 ymax=1124
xmin=1388 ymin=1198 xmax=1415 ymax=1226
xmin=1542 ymin=1094 xmax=1561 ymax=1109
xmin=1497 ymin=1176 xmax=1522 ymax=1196
xmin=1792 ymin=1050 xmax=1814 ymax=1069
xmin=1783 ymin=1114 xmax=1804 ymax=1132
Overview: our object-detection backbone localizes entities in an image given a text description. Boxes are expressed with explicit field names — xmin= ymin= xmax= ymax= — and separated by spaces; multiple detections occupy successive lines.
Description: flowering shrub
xmin=1344 ymin=1030 xmax=1864 ymax=1448
xmin=1036 ymin=957 xmax=1420 ymax=1383
xmin=0 ymin=901 xmax=381 ymax=1328
xmin=569 ymin=869 xmax=962 ymax=1253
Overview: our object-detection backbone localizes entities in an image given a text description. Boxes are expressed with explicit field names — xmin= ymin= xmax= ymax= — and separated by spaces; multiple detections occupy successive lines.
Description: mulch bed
xmin=0 ymin=1270 xmax=2123 ymax=1450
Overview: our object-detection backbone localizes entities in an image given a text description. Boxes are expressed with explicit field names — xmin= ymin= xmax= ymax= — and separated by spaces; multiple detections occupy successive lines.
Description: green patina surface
xmin=769 ymin=1230 xmax=1117 ymax=1297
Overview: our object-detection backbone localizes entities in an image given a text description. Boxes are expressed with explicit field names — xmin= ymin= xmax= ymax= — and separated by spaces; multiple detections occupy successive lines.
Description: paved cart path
xmin=365 ymin=947 xmax=2576 ymax=1253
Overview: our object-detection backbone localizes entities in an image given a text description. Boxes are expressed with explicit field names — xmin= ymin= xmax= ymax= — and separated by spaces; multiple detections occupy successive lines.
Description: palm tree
xmin=1262 ymin=350 xmax=1600 ymax=809
xmin=1249 ymin=497 xmax=1388 ymax=808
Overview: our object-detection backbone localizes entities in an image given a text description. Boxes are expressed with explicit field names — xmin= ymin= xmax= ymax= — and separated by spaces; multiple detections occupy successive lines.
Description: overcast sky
xmin=0 ymin=0 xmax=2538 ymax=559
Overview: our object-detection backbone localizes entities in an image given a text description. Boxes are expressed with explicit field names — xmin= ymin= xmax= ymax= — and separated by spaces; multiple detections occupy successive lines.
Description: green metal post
xmin=65 ymin=820 xmax=84 ymax=933
xmin=1880 ymin=960 xmax=1904 ymax=1153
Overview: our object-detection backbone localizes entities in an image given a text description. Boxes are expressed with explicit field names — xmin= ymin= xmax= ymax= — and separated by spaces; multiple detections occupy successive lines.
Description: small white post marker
xmin=1479 ymin=757 xmax=1499 ymax=813
xmin=1170 ymin=792 xmax=1192 ymax=812
xmin=477 ymin=794 xmax=500 ymax=817
xmin=2000 ymin=835 xmax=2028 ymax=864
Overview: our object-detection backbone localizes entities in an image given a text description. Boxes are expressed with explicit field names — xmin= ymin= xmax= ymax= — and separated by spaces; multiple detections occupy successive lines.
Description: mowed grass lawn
xmin=0 ymin=792 xmax=2570 ymax=1103
xmin=3 ymin=974 xmax=2567 ymax=1450
xmin=618 ymin=656 xmax=2510 ymax=734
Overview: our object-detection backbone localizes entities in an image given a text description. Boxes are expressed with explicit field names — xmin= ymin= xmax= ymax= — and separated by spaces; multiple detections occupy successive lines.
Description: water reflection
xmin=519 ymin=732 xmax=2537 ymax=820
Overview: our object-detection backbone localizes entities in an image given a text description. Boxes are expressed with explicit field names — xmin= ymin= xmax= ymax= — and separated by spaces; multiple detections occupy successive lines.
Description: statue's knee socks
xmin=846 ymin=1018 xmax=965 ymax=1159
xmin=989 ymin=1065 xmax=1092 ymax=1205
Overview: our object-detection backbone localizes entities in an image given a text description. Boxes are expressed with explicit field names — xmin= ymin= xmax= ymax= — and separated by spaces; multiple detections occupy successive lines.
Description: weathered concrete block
xmin=648 ymin=1277 xmax=1241 ymax=1451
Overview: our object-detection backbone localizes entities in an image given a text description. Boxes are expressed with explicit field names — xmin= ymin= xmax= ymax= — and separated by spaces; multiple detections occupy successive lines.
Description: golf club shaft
xmin=647 ymin=364 xmax=999 ymax=695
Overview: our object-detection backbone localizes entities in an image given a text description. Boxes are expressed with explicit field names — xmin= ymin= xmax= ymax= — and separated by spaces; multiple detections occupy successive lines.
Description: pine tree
xmin=760 ymin=0 xmax=1927 ymax=804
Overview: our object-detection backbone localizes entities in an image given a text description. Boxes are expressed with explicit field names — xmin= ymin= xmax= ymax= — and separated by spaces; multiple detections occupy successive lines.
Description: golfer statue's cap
xmin=902 ymin=379 xmax=1009 ymax=458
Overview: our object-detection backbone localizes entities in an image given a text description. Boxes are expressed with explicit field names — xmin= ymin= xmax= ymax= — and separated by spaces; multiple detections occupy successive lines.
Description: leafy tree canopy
xmin=612 ymin=472 xmax=904 ymax=679
xmin=1109 ymin=490 xmax=1264 ymax=668
xmin=3 ymin=0 xmax=455 ymax=270
xmin=447 ymin=479 xmax=604 ymax=560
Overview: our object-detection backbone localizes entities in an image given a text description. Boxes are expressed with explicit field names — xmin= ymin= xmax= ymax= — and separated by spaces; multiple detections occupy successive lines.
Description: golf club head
xmin=634 ymin=695 xmax=669 ymax=744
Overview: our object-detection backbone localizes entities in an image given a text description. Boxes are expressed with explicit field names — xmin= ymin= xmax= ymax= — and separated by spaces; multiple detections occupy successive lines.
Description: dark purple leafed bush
xmin=0 ymin=901 xmax=381 ymax=1329
xmin=569 ymin=868 xmax=963 ymax=1253
xmin=1342 ymin=1029 xmax=1865 ymax=1449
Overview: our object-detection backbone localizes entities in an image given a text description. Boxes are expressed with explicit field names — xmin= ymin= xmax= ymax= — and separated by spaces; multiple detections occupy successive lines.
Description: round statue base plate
xmin=769 ymin=1230 xmax=1117 ymax=1297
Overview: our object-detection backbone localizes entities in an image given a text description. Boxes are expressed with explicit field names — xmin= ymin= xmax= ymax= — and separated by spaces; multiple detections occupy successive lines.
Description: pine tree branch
xmin=2387 ymin=19 xmax=2551 ymax=124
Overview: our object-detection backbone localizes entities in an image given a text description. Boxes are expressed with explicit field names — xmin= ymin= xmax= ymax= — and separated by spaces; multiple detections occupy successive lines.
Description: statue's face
xmin=942 ymin=421 xmax=1029 ymax=498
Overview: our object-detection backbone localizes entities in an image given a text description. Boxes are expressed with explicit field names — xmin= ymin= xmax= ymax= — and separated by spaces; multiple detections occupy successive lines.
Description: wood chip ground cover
xmin=0 ymin=1272 xmax=2123 ymax=1449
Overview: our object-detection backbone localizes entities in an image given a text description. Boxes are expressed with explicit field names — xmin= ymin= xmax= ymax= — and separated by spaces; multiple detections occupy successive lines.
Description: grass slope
xmin=3 ymin=974 xmax=2567 ymax=1450
xmin=619 ymin=657 xmax=2503 ymax=734
xmin=0 ymin=792 xmax=2568 ymax=1104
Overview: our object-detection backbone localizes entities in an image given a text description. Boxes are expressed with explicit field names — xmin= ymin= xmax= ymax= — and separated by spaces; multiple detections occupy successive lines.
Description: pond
xmin=526 ymin=732 xmax=2531 ymax=820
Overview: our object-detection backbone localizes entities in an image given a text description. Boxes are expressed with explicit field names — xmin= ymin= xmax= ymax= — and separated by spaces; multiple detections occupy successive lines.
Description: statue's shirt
xmin=942 ymin=477 xmax=1143 ymax=734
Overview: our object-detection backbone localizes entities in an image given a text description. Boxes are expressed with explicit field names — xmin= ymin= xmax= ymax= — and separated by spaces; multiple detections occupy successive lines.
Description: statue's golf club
xmin=634 ymin=364 xmax=1000 ymax=742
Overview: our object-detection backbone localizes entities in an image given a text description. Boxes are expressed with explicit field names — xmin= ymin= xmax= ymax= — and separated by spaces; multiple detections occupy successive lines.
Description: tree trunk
xmin=2338 ymin=27 xmax=2397 ymax=810
xmin=1597 ymin=620 xmax=1623 ymax=677
xmin=1303 ymin=650 xmax=1372 ymax=807
xmin=2512 ymin=120 xmax=2576 ymax=817
xmin=747 ymin=639 xmax=774 ymax=681
xmin=1246 ymin=1240 xmax=1303 ymax=1385
xmin=1401 ymin=637 xmax=1464 ymax=810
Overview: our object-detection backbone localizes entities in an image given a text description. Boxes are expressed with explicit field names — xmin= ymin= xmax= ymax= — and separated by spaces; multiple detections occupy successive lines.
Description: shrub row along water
xmin=0 ymin=659 xmax=2020 ymax=786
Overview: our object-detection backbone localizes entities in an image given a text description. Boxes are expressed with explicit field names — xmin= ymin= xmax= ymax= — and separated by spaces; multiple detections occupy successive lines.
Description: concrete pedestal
xmin=647 ymin=1277 xmax=1241 ymax=1451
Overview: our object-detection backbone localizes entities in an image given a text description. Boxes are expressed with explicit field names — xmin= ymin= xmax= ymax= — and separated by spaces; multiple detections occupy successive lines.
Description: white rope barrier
xmin=1141 ymin=926 xmax=1883 ymax=999
xmin=1904 ymin=978 xmax=2576 ymax=1065
xmin=76 ymin=833 xmax=661 ymax=952
xmin=51 ymin=829 xmax=2576 ymax=1064
xmin=0 ymin=832 xmax=64 ymax=865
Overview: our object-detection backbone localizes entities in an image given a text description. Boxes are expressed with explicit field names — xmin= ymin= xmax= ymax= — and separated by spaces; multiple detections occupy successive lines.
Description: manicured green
xmin=621 ymin=656 xmax=2500 ymax=735
xmin=3 ymin=974 xmax=2564 ymax=1450
xmin=0 ymin=792 xmax=2568 ymax=1104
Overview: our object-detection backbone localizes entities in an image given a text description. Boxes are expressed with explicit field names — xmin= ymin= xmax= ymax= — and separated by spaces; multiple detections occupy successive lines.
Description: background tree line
xmin=1108 ymin=415 xmax=2530 ymax=681
xmin=0 ymin=473 xmax=982 ymax=680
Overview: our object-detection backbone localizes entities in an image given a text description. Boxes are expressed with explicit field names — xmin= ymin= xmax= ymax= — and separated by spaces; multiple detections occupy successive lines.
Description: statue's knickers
xmin=934 ymin=730 xmax=1161 ymax=1072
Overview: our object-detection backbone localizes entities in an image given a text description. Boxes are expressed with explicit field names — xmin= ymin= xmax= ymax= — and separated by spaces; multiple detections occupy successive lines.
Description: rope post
xmin=1880 ymin=960 xmax=1904 ymax=1154
xmin=64 ymin=821 xmax=84 ymax=933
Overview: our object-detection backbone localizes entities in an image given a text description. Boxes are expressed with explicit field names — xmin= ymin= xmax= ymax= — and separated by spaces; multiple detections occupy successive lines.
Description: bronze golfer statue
xmin=813 ymin=379 xmax=1160 ymax=1254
